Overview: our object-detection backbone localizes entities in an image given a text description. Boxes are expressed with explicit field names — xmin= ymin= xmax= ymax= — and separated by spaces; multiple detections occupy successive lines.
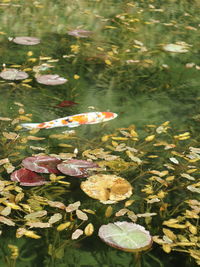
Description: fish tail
xmin=20 ymin=123 xmax=42 ymax=130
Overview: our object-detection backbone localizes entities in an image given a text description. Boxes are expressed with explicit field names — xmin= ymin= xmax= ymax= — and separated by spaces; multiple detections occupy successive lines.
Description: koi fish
xmin=21 ymin=112 xmax=118 ymax=130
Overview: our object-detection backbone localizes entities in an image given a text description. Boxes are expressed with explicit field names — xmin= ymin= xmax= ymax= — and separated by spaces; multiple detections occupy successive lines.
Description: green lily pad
xmin=98 ymin=221 xmax=152 ymax=252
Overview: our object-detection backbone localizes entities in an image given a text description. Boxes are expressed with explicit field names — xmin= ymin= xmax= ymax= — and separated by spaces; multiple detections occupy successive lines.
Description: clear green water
xmin=0 ymin=1 xmax=200 ymax=266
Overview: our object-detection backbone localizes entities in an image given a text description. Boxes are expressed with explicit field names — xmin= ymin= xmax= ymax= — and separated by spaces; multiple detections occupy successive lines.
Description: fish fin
xmin=21 ymin=123 xmax=41 ymax=130
xmin=67 ymin=123 xmax=80 ymax=128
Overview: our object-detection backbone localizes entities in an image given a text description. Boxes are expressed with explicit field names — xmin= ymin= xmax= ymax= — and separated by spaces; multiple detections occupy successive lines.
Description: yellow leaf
xmin=22 ymin=79 xmax=33 ymax=83
xmin=74 ymin=74 xmax=80 ymax=80
xmin=104 ymin=26 xmax=117 ymax=29
xmin=10 ymin=65 xmax=21 ymax=68
xmin=27 ymin=58 xmax=37 ymax=62
xmin=21 ymin=83 xmax=32 ymax=88
xmin=24 ymin=230 xmax=41 ymax=239
xmin=84 ymin=223 xmax=94 ymax=236
xmin=4 ymin=202 xmax=21 ymax=210
xmin=124 ymin=199 xmax=134 ymax=207
xmin=105 ymin=206 xmax=113 ymax=218
xmin=157 ymin=191 xmax=166 ymax=199
xmin=58 ymin=143 xmax=73 ymax=148
xmin=112 ymin=137 xmax=128 ymax=141
xmin=82 ymin=209 xmax=95 ymax=215
xmin=162 ymin=244 xmax=171 ymax=253
xmin=166 ymin=176 xmax=175 ymax=182
xmin=57 ymin=222 xmax=71 ymax=231
xmin=163 ymin=228 xmax=177 ymax=241
xmin=23 ymin=68 xmax=32 ymax=72
xmin=18 ymin=108 xmax=25 ymax=114
xmin=105 ymin=59 xmax=112 ymax=65
xmin=101 ymin=135 xmax=110 ymax=142
xmin=112 ymin=141 xmax=118 ymax=147
xmin=27 ymin=51 xmax=33 ymax=57
xmin=145 ymin=135 xmax=155 ymax=142
xmin=27 ymin=136 xmax=45 ymax=140
xmin=18 ymin=115 xmax=32 ymax=121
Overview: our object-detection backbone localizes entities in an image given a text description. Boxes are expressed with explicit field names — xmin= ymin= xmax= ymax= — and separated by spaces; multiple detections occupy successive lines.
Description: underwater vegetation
xmin=0 ymin=113 xmax=199 ymax=266
xmin=0 ymin=0 xmax=200 ymax=266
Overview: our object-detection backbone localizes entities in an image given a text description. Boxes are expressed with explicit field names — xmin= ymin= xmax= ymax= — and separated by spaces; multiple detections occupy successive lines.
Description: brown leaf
xmin=66 ymin=201 xmax=80 ymax=212
xmin=26 ymin=222 xmax=51 ymax=228
xmin=0 ymin=215 xmax=15 ymax=226
xmin=71 ymin=229 xmax=83 ymax=240
xmin=3 ymin=132 xmax=18 ymax=140
xmin=76 ymin=209 xmax=88 ymax=221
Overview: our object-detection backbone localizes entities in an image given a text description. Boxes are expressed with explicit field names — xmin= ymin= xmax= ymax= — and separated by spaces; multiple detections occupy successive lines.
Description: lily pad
xmin=57 ymin=159 xmax=98 ymax=177
xmin=80 ymin=174 xmax=133 ymax=203
xmin=22 ymin=155 xmax=61 ymax=174
xmin=11 ymin=168 xmax=47 ymax=186
xmin=67 ymin=29 xmax=93 ymax=38
xmin=0 ymin=69 xmax=29 ymax=80
xmin=162 ymin=42 xmax=191 ymax=53
xmin=98 ymin=221 xmax=152 ymax=252
xmin=12 ymin=36 xmax=40 ymax=45
xmin=36 ymin=74 xmax=68 ymax=85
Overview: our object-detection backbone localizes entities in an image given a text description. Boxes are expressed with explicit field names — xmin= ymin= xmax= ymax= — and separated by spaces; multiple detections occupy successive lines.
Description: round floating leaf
xmin=0 ymin=69 xmax=29 ymax=80
xmin=57 ymin=159 xmax=98 ymax=177
xmin=11 ymin=168 xmax=47 ymax=186
xmin=36 ymin=74 xmax=68 ymax=85
xmin=81 ymin=174 xmax=133 ymax=203
xmin=12 ymin=36 xmax=40 ymax=45
xmin=22 ymin=156 xmax=61 ymax=174
xmin=98 ymin=221 xmax=152 ymax=252
xmin=162 ymin=42 xmax=190 ymax=53
xmin=67 ymin=29 xmax=93 ymax=38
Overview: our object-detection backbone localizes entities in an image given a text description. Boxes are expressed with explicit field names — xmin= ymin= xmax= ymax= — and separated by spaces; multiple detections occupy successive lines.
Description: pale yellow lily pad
xmin=81 ymin=174 xmax=133 ymax=203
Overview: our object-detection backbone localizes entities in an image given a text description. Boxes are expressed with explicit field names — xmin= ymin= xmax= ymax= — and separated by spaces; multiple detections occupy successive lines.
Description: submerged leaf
xmin=55 ymin=100 xmax=78 ymax=108
xmin=0 ymin=216 xmax=15 ymax=226
xmin=68 ymin=29 xmax=92 ymax=38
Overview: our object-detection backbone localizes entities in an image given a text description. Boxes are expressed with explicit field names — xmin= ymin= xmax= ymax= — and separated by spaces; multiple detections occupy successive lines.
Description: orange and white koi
xmin=21 ymin=112 xmax=118 ymax=130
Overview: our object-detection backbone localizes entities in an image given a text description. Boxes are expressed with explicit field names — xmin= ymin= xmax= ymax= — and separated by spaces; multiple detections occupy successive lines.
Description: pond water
xmin=0 ymin=1 xmax=200 ymax=267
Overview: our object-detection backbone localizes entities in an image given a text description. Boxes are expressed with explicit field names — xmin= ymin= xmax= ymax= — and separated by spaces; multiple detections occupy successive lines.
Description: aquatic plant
xmin=0 ymin=69 xmax=29 ymax=80
xmin=11 ymin=37 xmax=40 ymax=45
xmin=36 ymin=74 xmax=68 ymax=85
xmin=57 ymin=159 xmax=99 ymax=177
xmin=11 ymin=168 xmax=47 ymax=186
xmin=22 ymin=155 xmax=61 ymax=174
xmin=98 ymin=221 xmax=152 ymax=267
xmin=0 ymin=111 xmax=199 ymax=266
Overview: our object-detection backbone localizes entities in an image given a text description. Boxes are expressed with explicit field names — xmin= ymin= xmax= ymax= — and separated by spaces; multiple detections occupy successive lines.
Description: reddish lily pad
xmin=57 ymin=159 xmax=98 ymax=177
xmin=67 ymin=29 xmax=93 ymax=38
xmin=22 ymin=155 xmax=61 ymax=174
xmin=36 ymin=74 xmax=68 ymax=85
xmin=12 ymin=36 xmax=40 ymax=45
xmin=11 ymin=168 xmax=47 ymax=186
xmin=0 ymin=69 xmax=29 ymax=80
xmin=98 ymin=222 xmax=153 ymax=252
xmin=55 ymin=100 xmax=78 ymax=108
